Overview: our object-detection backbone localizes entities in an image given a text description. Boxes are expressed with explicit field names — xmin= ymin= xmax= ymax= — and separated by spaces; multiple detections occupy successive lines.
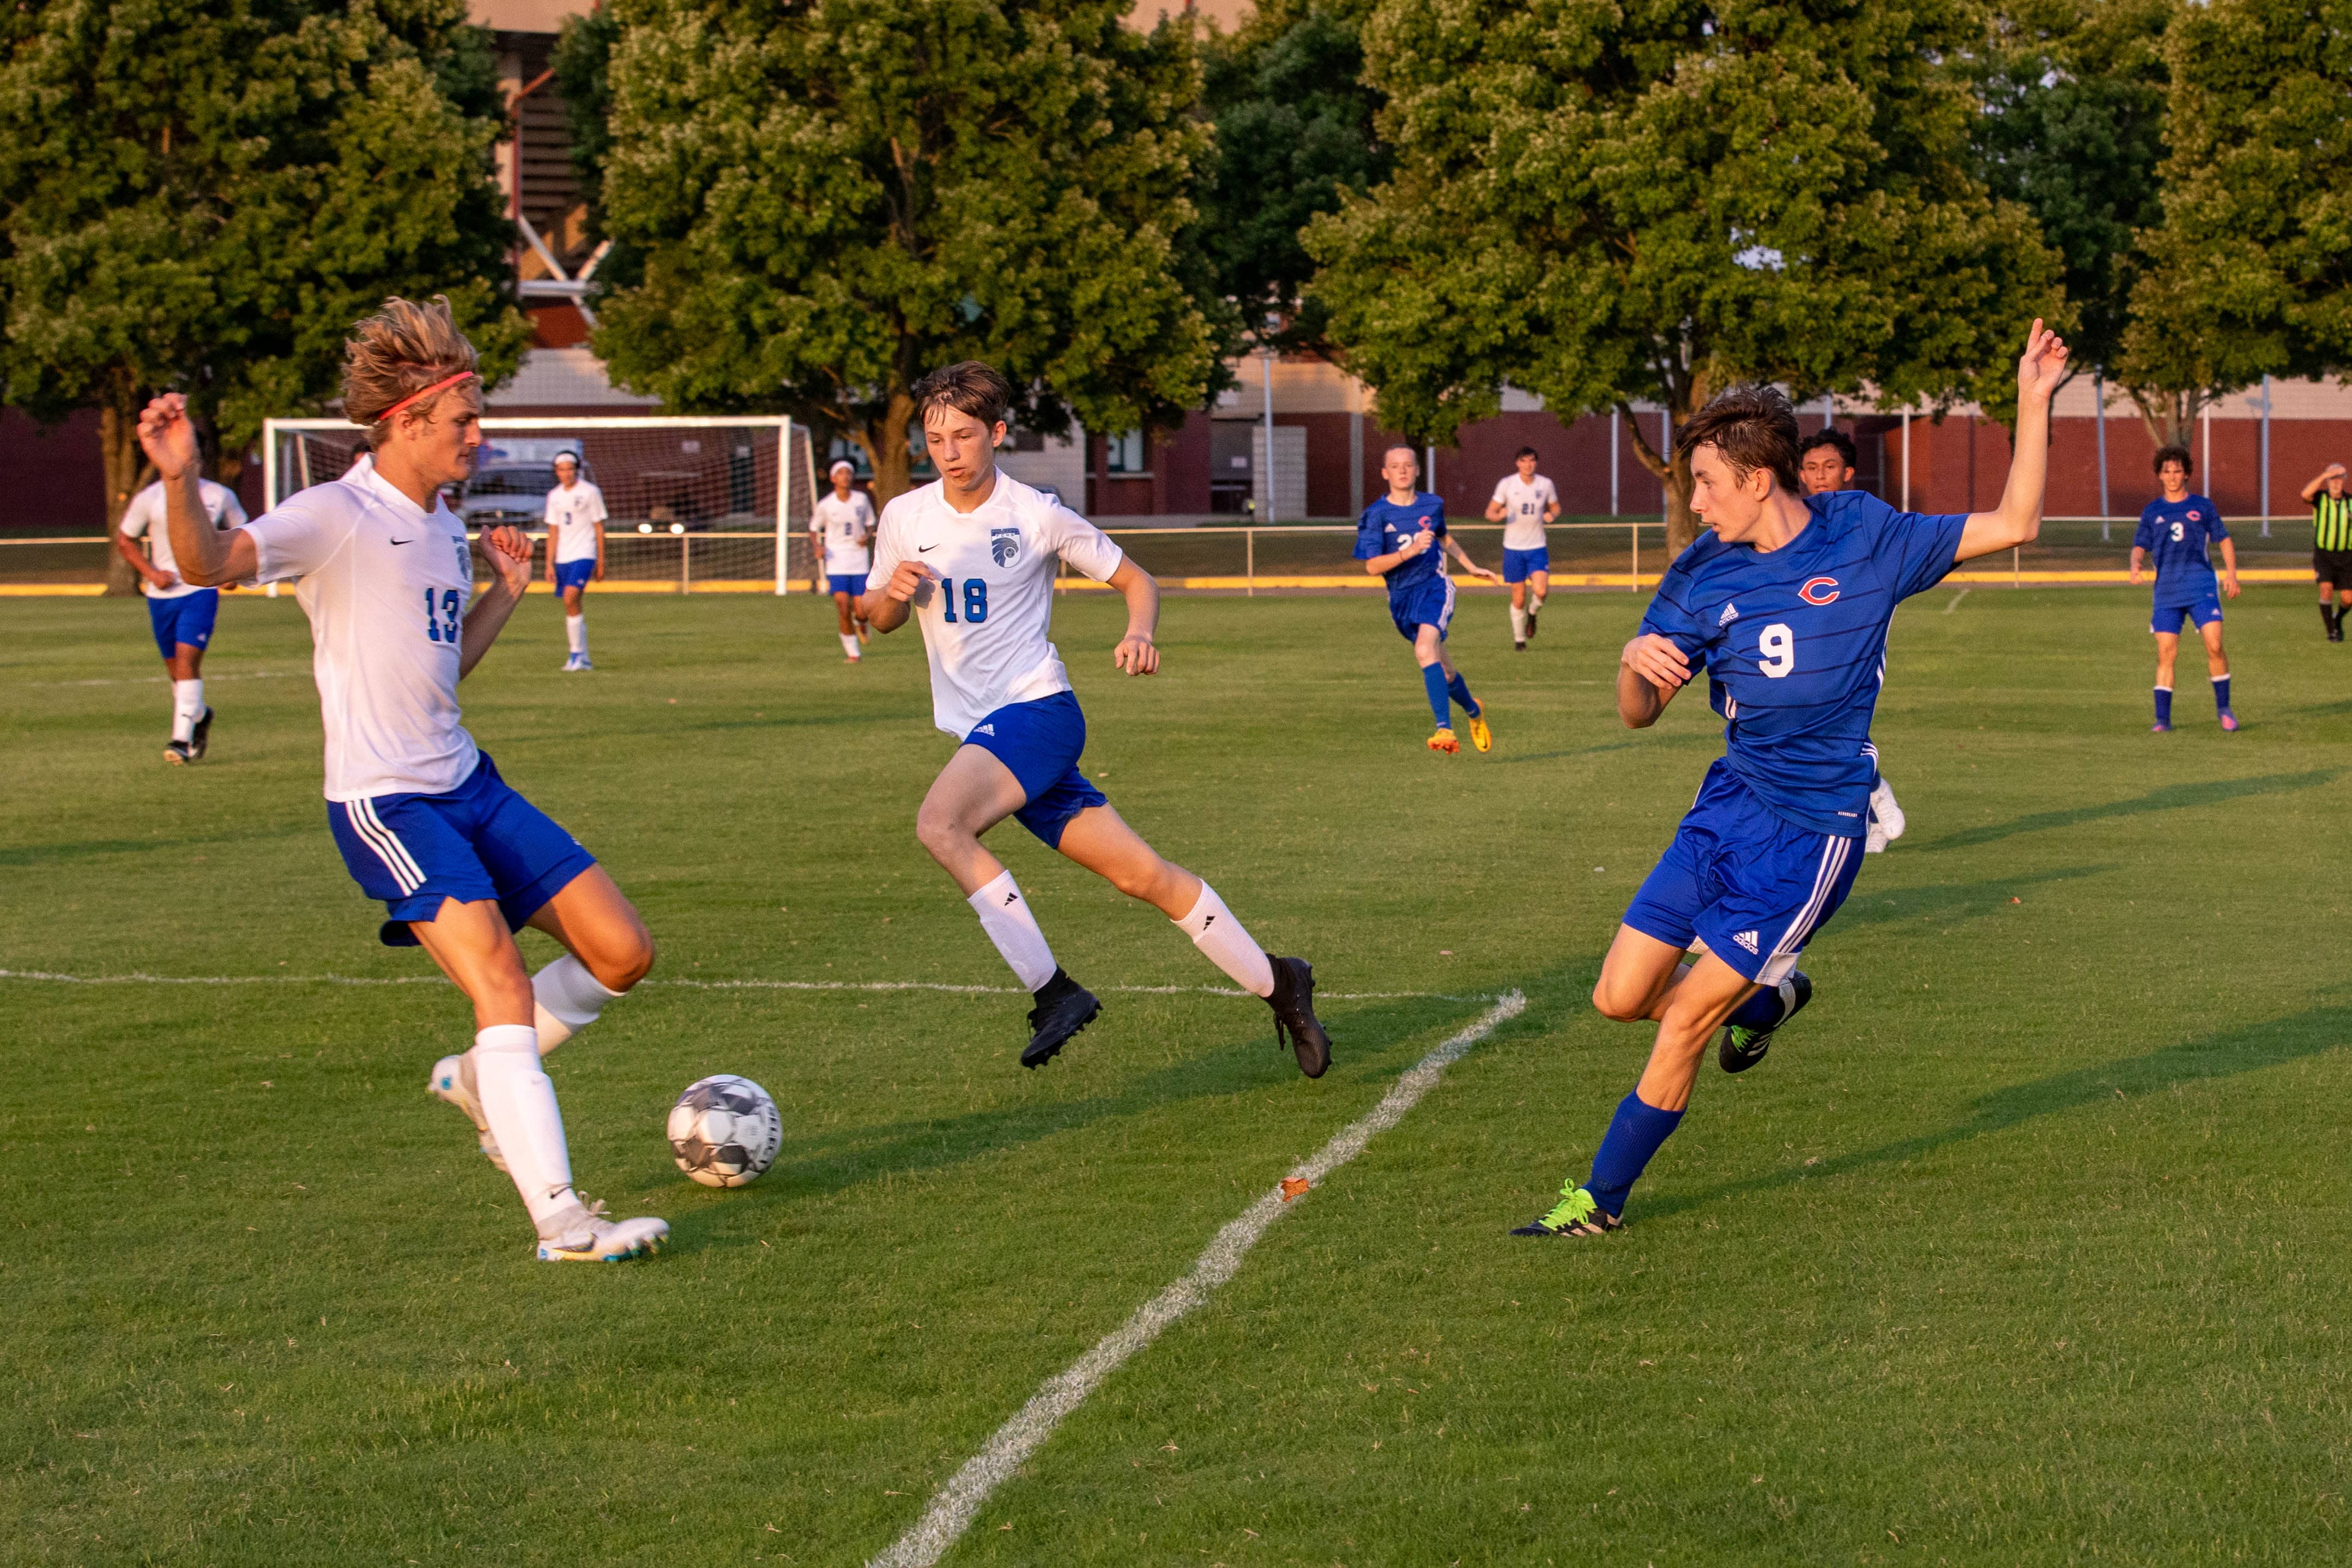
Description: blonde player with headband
xmin=135 ymin=296 xmax=668 ymax=1265
xmin=811 ymin=458 xmax=877 ymax=661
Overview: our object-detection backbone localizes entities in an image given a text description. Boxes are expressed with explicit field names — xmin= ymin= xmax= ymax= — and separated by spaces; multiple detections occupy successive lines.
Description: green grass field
xmin=8 ymin=583 xmax=2351 ymax=1566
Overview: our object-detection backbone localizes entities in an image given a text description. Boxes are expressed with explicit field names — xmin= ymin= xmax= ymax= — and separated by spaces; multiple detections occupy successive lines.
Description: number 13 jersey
xmin=1639 ymin=490 xmax=1968 ymax=837
xmin=241 ymin=456 xmax=482 ymax=801
xmin=868 ymin=473 xmax=1126 ymax=741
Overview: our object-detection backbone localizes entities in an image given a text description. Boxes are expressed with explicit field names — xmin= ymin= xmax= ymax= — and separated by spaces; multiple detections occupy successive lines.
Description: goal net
xmin=262 ymin=416 xmax=819 ymax=593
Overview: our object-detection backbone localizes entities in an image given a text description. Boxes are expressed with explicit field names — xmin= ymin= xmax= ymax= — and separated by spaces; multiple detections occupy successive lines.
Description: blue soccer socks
xmin=2153 ymin=686 xmax=2173 ymax=730
xmin=1421 ymin=664 xmax=1452 ymax=728
xmin=1447 ymin=671 xmax=1480 ymax=719
xmin=1586 ymin=1091 xmax=1685 ymax=1218
xmin=2212 ymin=674 xmax=2232 ymax=716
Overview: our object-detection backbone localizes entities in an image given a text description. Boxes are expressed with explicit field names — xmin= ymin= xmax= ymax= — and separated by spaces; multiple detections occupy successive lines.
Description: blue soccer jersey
xmin=1639 ymin=491 xmax=1969 ymax=838
xmin=1355 ymin=492 xmax=1448 ymax=592
xmin=2133 ymin=494 xmax=2227 ymax=606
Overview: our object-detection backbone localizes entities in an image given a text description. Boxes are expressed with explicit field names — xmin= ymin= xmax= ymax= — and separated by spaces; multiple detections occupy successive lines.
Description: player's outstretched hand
xmin=1471 ymin=564 xmax=1501 ymax=583
xmin=1622 ymin=632 xmax=1693 ymax=691
xmin=2018 ymin=319 xmax=2070 ymax=404
xmin=1114 ymin=634 xmax=1158 ymax=676
xmin=136 ymin=393 xmax=199 ymax=480
xmin=883 ymin=558 xmax=935 ymax=604
xmin=482 ymin=525 xmax=533 ymax=596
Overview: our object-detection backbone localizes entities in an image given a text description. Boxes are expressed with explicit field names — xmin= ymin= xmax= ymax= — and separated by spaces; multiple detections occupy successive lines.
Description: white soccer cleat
xmin=1865 ymin=814 xmax=1889 ymax=854
xmin=1869 ymin=776 xmax=1907 ymax=843
xmin=535 ymin=1197 xmax=668 ymax=1263
xmin=427 ymin=1052 xmax=507 ymax=1172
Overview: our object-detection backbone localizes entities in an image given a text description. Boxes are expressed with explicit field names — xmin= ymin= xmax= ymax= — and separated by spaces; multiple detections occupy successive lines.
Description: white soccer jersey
xmin=119 ymin=479 xmax=247 ymax=599
xmin=813 ymin=490 xmax=877 ymax=574
xmin=543 ymin=480 xmax=608 ymax=564
xmin=1493 ymin=473 xmax=1559 ymax=551
xmin=240 ymin=463 xmax=481 ymax=801
xmin=866 ymin=473 xmax=1125 ymax=740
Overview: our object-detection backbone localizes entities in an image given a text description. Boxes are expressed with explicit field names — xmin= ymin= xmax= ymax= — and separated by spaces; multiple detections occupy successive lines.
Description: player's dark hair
xmin=913 ymin=361 xmax=1013 ymax=429
xmin=1515 ymin=445 xmax=1539 ymax=461
xmin=2154 ymin=444 xmax=2193 ymax=476
xmin=1798 ymin=429 xmax=1858 ymax=469
xmin=1678 ymin=383 xmax=1801 ymax=495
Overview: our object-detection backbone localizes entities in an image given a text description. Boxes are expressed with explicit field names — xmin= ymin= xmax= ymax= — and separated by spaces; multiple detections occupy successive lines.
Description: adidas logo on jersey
xmin=972 ymin=723 xmax=995 ymax=736
xmin=1718 ymin=601 xmax=1740 ymax=626
xmin=1732 ymin=930 xmax=1760 ymax=954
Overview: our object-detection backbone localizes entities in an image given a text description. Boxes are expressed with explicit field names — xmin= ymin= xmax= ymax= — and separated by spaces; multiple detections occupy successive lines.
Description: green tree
xmin=0 ymin=0 xmax=528 ymax=592
xmin=1199 ymin=0 xmax=1386 ymax=352
xmin=584 ymin=0 xmax=1232 ymax=500
xmin=1306 ymin=0 xmax=2063 ymax=548
xmin=2123 ymin=0 xmax=2352 ymax=445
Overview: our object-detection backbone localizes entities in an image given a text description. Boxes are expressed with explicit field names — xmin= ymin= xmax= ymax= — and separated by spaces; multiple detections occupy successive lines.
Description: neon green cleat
xmin=1510 ymin=1183 xmax=1623 ymax=1238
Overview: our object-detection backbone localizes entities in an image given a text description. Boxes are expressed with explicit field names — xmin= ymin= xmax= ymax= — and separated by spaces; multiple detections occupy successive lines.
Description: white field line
xmin=20 ymin=669 xmax=306 ymax=689
xmin=1943 ymin=586 xmax=1972 ymax=614
xmin=866 ymin=989 xmax=1528 ymax=1568
xmin=0 ymin=969 xmax=1476 ymax=1003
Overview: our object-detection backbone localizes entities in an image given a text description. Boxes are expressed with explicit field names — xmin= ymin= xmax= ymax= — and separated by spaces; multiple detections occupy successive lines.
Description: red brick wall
xmin=0 ymin=408 xmax=107 ymax=531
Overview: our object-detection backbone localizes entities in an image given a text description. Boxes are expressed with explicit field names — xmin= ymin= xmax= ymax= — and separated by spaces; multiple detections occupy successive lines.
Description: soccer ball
xmin=666 ymin=1074 xmax=783 ymax=1189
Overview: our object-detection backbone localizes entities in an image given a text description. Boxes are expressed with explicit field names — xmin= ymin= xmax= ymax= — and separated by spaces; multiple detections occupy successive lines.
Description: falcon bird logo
xmin=990 ymin=528 xmax=1020 ymax=567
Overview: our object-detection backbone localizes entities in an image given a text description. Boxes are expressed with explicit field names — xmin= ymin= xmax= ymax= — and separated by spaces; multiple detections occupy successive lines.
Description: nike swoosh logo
xmin=918 ymin=544 xmax=939 ymax=552
xmin=389 ymin=537 xmax=415 ymax=546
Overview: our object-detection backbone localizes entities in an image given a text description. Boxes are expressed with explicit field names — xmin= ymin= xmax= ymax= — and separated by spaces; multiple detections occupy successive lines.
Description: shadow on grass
xmin=1922 ymin=770 xmax=2338 ymax=853
xmin=1641 ymin=1003 xmax=2352 ymax=1224
xmin=1835 ymin=864 xmax=2114 ymax=929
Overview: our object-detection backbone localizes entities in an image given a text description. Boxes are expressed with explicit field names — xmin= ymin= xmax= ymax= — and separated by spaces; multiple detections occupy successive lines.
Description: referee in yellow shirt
xmin=2303 ymin=463 xmax=2352 ymax=641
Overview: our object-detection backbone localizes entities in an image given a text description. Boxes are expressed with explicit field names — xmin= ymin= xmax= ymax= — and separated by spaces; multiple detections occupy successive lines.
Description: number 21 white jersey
xmin=1492 ymin=473 xmax=1558 ymax=551
xmin=866 ymin=473 xmax=1125 ymax=740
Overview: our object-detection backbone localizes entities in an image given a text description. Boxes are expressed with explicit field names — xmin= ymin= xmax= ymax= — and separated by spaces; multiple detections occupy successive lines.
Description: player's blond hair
xmin=343 ymin=296 xmax=480 ymax=448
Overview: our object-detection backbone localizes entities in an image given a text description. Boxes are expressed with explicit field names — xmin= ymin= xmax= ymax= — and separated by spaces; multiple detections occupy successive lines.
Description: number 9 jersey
xmin=1638 ymin=490 xmax=1968 ymax=838
xmin=866 ymin=474 xmax=1128 ymax=741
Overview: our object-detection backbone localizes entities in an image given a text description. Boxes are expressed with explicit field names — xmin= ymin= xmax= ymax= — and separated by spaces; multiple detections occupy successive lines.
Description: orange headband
xmin=378 ymin=370 xmax=478 ymax=424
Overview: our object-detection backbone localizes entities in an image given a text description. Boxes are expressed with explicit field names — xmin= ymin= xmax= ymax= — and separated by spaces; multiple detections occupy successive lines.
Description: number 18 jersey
xmin=867 ymin=473 xmax=1126 ymax=740
xmin=1639 ymin=491 xmax=1968 ymax=838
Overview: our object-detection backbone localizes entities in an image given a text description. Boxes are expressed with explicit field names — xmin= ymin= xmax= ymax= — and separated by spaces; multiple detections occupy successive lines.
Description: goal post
xmin=261 ymin=415 xmax=818 ymax=594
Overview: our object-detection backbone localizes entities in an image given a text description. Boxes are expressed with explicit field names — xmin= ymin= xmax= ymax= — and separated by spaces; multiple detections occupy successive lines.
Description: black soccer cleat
xmin=1525 ymin=603 xmax=1539 ymax=638
xmin=164 ymin=740 xmax=192 ymax=766
xmin=189 ymin=706 xmax=214 ymax=761
xmin=1266 ymin=956 xmax=1331 ymax=1079
xmin=1511 ymin=1185 xmax=1622 ymax=1238
xmin=1718 ymin=970 xmax=1812 ymax=1074
xmin=1021 ymin=968 xmax=1101 ymax=1068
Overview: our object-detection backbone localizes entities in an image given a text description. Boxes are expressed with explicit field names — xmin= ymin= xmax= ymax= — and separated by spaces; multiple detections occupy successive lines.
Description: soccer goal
xmin=262 ymin=415 xmax=819 ymax=594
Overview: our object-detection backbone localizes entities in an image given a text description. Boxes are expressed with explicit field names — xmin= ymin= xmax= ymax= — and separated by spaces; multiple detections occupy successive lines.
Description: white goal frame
xmin=262 ymin=414 xmax=808 ymax=594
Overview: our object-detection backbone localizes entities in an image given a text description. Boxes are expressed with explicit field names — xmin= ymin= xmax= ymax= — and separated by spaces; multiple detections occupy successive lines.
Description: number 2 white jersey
xmin=813 ymin=490 xmax=876 ymax=574
xmin=543 ymin=480 xmax=607 ymax=564
xmin=1492 ymin=474 xmax=1558 ymax=551
xmin=119 ymin=478 xmax=247 ymax=599
xmin=240 ymin=462 xmax=481 ymax=801
xmin=866 ymin=473 xmax=1125 ymax=741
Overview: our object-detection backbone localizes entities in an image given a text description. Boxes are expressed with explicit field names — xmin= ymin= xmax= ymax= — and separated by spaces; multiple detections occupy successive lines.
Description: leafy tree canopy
xmin=587 ymin=0 xmax=1234 ymax=500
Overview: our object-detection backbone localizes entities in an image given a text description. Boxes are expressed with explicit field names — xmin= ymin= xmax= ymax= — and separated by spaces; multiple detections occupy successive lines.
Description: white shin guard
xmin=969 ymin=870 xmax=1058 ymax=992
xmin=531 ymin=954 xmax=621 ymax=1053
xmin=1176 ymin=882 xmax=1274 ymax=998
xmin=171 ymin=679 xmax=204 ymax=742
xmin=565 ymin=614 xmax=588 ymax=657
xmin=471 ymin=1024 xmax=576 ymax=1232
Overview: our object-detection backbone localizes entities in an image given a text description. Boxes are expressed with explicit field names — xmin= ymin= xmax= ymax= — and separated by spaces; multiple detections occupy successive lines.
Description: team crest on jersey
xmin=990 ymin=528 xmax=1020 ymax=566
xmin=2187 ymin=510 xmax=2202 ymax=521
xmin=454 ymin=537 xmax=473 ymax=582
xmin=1799 ymin=576 xmax=1840 ymax=606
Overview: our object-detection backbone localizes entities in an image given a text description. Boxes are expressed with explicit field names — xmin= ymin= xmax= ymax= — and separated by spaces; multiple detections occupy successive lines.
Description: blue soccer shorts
xmin=962 ymin=690 xmax=1108 ymax=849
xmin=828 ymin=572 xmax=867 ymax=597
xmin=327 ymin=752 xmax=597 ymax=947
xmin=147 ymin=589 xmax=220 ymax=658
xmin=1502 ymin=547 xmax=1550 ymax=584
xmin=2151 ymin=592 xmax=2223 ymax=635
xmin=1387 ymin=575 xmax=1457 ymax=643
xmin=1622 ymin=759 xmax=1863 ymax=986
xmin=553 ymin=559 xmax=596 ymax=594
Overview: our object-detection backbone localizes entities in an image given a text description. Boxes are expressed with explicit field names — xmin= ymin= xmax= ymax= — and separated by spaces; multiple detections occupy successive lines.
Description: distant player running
xmin=812 ymin=459 xmax=877 ymax=662
xmin=2301 ymin=462 xmax=2351 ymax=642
xmin=115 ymin=473 xmax=246 ymax=764
xmin=2131 ymin=445 xmax=2239 ymax=732
xmin=1485 ymin=446 xmax=1558 ymax=650
xmin=1797 ymin=428 xmax=1906 ymax=853
xmin=1512 ymin=322 xmax=2067 ymax=1240
xmin=861 ymin=361 xmax=1332 ymax=1075
xmin=544 ymin=452 xmax=606 ymax=671
xmin=136 ymin=296 xmax=668 ymax=1264
xmin=1357 ymin=445 xmax=1498 ymax=753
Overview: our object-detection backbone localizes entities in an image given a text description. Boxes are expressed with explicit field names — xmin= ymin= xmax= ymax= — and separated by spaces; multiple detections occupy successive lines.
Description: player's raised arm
xmin=136 ymin=393 xmax=259 ymax=586
xmin=1105 ymin=556 xmax=1160 ymax=675
xmin=458 ymin=525 xmax=535 ymax=678
xmin=2301 ymin=463 xmax=2345 ymax=504
xmin=1955 ymin=321 xmax=2069 ymax=562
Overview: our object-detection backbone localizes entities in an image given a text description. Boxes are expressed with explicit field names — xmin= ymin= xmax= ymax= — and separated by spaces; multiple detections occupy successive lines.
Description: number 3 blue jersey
xmin=1639 ymin=491 xmax=1969 ymax=838
xmin=2132 ymin=494 xmax=2227 ymax=606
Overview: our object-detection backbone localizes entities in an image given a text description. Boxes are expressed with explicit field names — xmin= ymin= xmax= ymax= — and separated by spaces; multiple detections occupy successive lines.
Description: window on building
xmin=1107 ymin=429 xmax=1146 ymax=474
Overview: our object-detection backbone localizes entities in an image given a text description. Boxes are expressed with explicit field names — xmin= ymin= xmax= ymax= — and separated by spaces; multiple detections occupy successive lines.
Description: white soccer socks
xmin=1529 ymin=591 xmax=1546 ymax=616
xmin=969 ymin=870 xmax=1059 ymax=992
xmin=171 ymin=678 xmax=203 ymax=743
xmin=839 ymin=632 xmax=862 ymax=661
xmin=565 ymin=614 xmax=588 ymax=658
xmin=1509 ymin=604 xmax=1529 ymax=643
xmin=531 ymin=954 xmax=621 ymax=1053
xmin=470 ymin=1024 xmax=578 ymax=1234
xmin=1175 ymin=882 xmax=1275 ymax=998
